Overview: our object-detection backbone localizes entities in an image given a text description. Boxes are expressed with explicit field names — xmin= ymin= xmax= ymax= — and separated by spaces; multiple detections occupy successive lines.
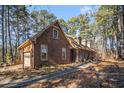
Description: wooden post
xmin=76 ymin=49 xmax=79 ymax=62
xmin=22 ymin=49 xmax=24 ymax=70
xmin=32 ymin=43 xmax=35 ymax=69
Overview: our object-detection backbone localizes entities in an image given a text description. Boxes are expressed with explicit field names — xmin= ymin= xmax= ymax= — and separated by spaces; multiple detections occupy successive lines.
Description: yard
xmin=25 ymin=60 xmax=124 ymax=88
xmin=1 ymin=60 xmax=124 ymax=88
xmin=0 ymin=62 xmax=82 ymax=87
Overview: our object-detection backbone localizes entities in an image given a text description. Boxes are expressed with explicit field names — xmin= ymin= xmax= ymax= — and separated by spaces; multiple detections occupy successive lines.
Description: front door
xmin=70 ymin=49 xmax=76 ymax=62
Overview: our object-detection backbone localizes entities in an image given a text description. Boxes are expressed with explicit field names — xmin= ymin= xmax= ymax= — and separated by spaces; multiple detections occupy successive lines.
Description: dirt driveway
xmin=0 ymin=62 xmax=83 ymax=87
xmin=1 ymin=61 xmax=124 ymax=88
xmin=26 ymin=61 xmax=124 ymax=88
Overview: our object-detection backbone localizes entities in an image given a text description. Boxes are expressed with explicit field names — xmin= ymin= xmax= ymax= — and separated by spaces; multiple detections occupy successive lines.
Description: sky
xmin=28 ymin=5 xmax=99 ymax=21
xmin=0 ymin=5 xmax=99 ymax=45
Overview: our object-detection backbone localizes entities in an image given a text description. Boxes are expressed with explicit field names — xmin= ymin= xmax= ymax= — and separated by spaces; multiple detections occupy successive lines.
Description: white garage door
xmin=24 ymin=53 xmax=31 ymax=67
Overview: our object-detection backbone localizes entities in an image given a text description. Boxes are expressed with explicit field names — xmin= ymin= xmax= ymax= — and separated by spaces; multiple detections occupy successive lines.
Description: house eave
xmin=18 ymin=39 xmax=32 ymax=50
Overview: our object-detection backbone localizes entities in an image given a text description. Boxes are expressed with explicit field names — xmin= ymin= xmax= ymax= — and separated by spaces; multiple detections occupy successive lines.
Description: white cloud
xmin=80 ymin=5 xmax=99 ymax=14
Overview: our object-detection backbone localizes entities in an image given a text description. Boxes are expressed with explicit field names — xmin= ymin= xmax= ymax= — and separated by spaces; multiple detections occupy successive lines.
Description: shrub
xmin=42 ymin=64 xmax=49 ymax=67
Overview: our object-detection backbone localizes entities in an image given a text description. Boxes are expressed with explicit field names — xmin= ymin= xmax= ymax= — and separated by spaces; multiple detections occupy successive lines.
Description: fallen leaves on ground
xmin=0 ymin=63 xmax=82 ymax=86
xmin=27 ymin=60 xmax=124 ymax=88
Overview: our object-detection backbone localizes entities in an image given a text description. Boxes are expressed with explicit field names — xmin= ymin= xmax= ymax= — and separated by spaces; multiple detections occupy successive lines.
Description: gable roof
xmin=30 ymin=21 xmax=58 ymax=40
xmin=66 ymin=34 xmax=96 ymax=52
xmin=18 ymin=20 xmax=96 ymax=53
xmin=18 ymin=20 xmax=71 ymax=49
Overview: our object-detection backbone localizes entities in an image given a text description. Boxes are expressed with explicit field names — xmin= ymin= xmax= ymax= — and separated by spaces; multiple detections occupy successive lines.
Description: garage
xmin=24 ymin=52 xmax=31 ymax=67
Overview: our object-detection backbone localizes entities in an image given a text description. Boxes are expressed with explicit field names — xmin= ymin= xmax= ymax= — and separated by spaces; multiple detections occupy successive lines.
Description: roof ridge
xmin=30 ymin=20 xmax=59 ymax=40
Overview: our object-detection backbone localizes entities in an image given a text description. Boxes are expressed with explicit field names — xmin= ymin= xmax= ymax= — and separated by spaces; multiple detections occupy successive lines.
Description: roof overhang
xmin=18 ymin=39 xmax=32 ymax=50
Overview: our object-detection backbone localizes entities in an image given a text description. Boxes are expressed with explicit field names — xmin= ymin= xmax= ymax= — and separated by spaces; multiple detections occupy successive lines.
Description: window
xmin=53 ymin=29 xmax=58 ymax=39
xmin=41 ymin=44 xmax=48 ymax=61
xmin=62 ymin=48 xmax=66 ymax=60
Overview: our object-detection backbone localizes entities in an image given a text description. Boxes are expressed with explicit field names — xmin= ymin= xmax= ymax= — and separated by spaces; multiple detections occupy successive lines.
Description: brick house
xmin=18 ymin=20 xmax=96 ymax=69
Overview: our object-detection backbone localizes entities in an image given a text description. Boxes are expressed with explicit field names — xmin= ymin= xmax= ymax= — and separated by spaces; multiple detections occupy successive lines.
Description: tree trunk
xmin=5 ymin=9 xmax=8 ymax=63
xmin=122 ymin=6 xmax=124 ymax=43
xmin=16 ymin=6 xmax=20 ymax=46
xmin=2 ymin=5 xmax=5 ymax=63
xmin=116 ymin=5 xmax=124 ymax=59
xmin=102 ymin=28 xmax=107 ymax=60
xmin=115 ymin=32 xmax=119 ymax=59
xmin=13 ymin=28 xmax=18 ymax=59
xmin=8 ymin=6 xmax=14 ymax=63
xmin=115 ymin=5 xmax=122 ymax=59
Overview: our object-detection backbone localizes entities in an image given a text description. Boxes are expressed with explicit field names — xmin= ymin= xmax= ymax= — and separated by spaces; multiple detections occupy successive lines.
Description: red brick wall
xmin=34 ymin=23 xmax=71 ymax=67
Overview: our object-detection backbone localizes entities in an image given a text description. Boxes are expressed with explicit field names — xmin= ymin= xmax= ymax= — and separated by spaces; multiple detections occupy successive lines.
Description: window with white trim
xmin=53 ymin=29 xmax=58 ymax=39
xmin=41 ymin=44 xmax=48 ymax=61
xmin=62 ymin=48 xmax=66 ymax=60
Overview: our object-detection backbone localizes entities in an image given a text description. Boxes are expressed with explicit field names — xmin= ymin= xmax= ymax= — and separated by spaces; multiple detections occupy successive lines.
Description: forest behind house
xmin=0 ymin=5 xmax=124 ymax=65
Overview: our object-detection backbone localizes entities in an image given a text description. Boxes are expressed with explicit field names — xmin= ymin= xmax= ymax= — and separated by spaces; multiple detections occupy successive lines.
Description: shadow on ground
xmin=26 ymin=62 xmax=124 ymax=88
xmin=0 ymin=63 xmax=83 ymax=88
